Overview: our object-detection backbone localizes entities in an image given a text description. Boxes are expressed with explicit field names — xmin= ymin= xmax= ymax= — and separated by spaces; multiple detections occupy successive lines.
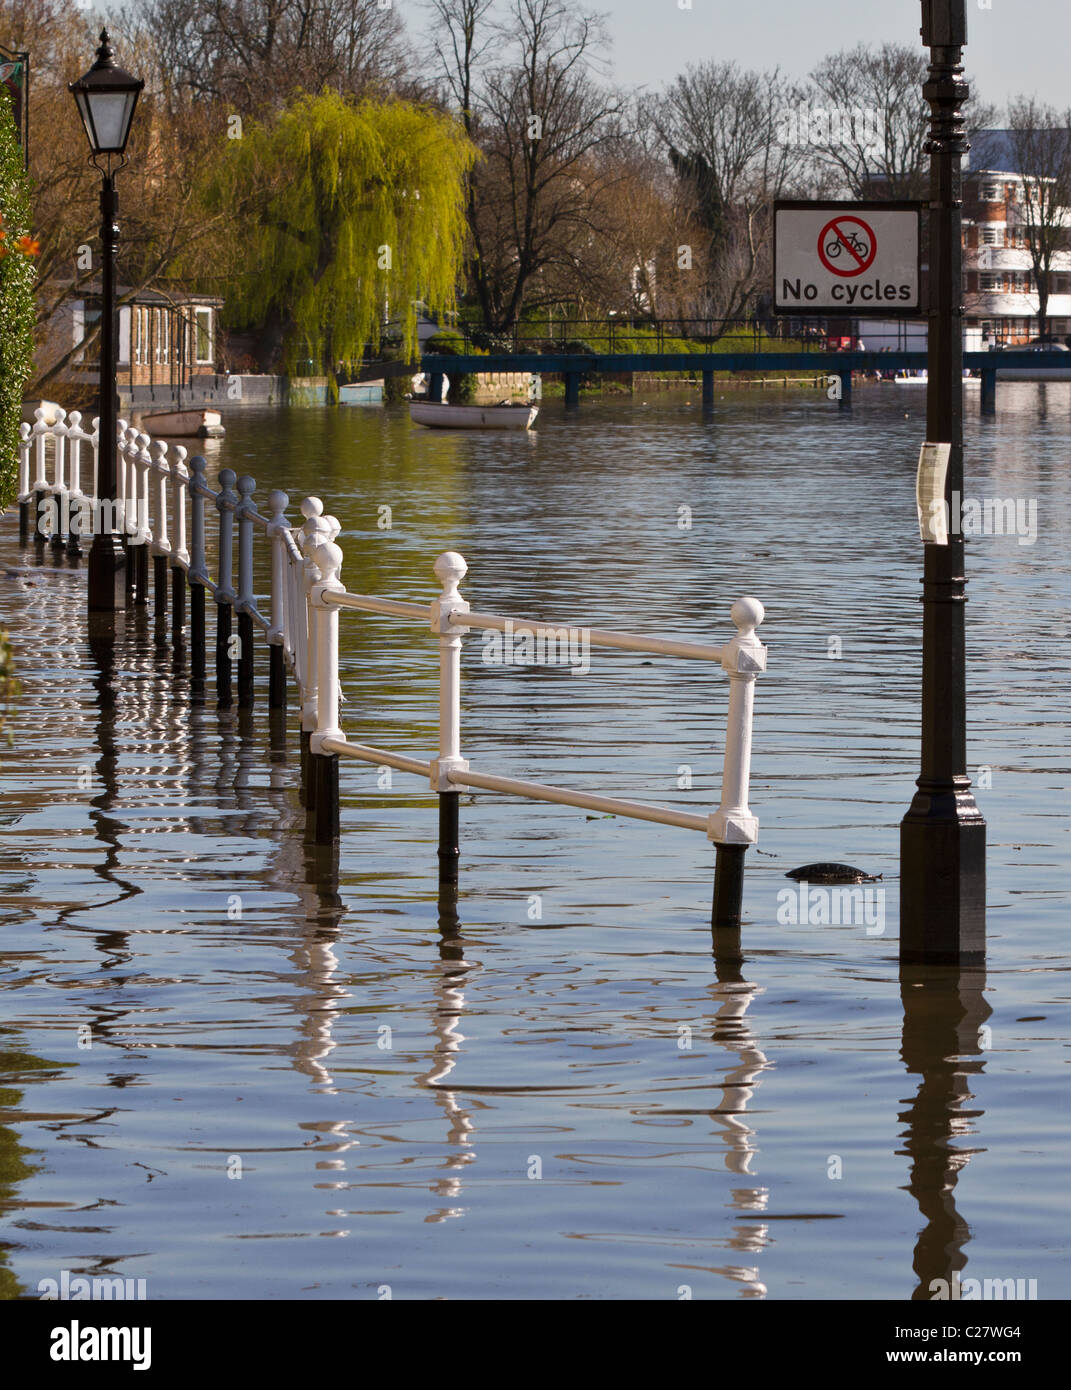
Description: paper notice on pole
xmin=916 ymin=442 xmax=951 ymax=544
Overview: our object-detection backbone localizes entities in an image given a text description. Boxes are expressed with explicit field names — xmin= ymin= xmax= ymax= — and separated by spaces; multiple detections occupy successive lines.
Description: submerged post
xmin=235 ymin=474 xmax=257 ymax=708
xmin=429 ymin=552 xmax=471 ymax=885
xmin=132 ymin=431 xmax=152 ymax=605
xmin=306 ymin=539 xmax=346 ymax=845
xmin=709 ymin=598 xmax=767 ymax=928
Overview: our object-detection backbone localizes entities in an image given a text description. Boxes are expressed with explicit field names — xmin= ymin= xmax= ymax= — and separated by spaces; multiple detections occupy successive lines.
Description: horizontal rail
xmin=320 ymin=737 xmax=431 ymax=779
xmin=446 ymin=765 xmax=709 ymax=832
xmin=453 ymin=608 xmax=726 ymax=663
xmin=326 ymin=591 xmax=430 ymax=621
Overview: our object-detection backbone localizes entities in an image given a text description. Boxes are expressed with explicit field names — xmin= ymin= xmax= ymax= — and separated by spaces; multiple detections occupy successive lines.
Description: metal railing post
xmin=65 ymin=411 xmax=87 ymax=556
xmin=170 ymin=447 xmax=189 ymax=647
xmin=709 ymin=597 xmax=767 ymax=929
xmin=429 ymin=552 xmax=470 ymax=885
xmin=17 ymin=422 xmax=32 ymax=542
xmin=266 ymin=490 xmax=290 ymax=711
xmin=215 ymin=467 xmax=238 ymax=708
xmin=188 ymin=454 xmax=210 ymax=688
xmin=306 ymin=538 xmax=347 ymax=845
xmin=235 ymin=474 xmax=257 ymax=708
xmin=149 ymin=440 xmax=171 ymax=623
xmin=133 ymin=432 xmax=152 ymax=605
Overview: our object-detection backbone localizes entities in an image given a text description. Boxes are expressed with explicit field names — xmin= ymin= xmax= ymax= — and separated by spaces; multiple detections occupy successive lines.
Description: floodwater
xmin=1 ymin=383 xmax=1069 ymax=1301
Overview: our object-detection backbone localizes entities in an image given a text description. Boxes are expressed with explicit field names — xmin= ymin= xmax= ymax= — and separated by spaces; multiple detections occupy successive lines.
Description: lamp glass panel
xmin=85 ymin=90 xmax=136 ymax=152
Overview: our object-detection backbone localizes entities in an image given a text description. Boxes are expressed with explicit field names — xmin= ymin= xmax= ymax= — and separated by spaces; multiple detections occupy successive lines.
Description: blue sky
xmin=405 ymin=0 xmax=1067 ymax=110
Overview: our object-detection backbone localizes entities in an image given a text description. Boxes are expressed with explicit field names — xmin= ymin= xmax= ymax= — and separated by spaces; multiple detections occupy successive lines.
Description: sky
xmin=404 ymin=0 xmax=1069 ymax=111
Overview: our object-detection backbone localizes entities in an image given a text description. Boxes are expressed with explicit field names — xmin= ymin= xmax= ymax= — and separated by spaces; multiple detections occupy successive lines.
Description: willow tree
xmin=0 ymin=85 xmax=36 ymax=510
xmin=199 ymin=91 xmax=477 ymax=375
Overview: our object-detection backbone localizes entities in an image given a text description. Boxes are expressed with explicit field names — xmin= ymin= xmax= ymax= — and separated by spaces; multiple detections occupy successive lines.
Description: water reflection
xmin=898 ymin=966 xmax=990 ymax=1300
xmin=705 ymin=939 xmax=772 ymax=1298
xmin=412 ymin=884 xmax=477 ymax=1223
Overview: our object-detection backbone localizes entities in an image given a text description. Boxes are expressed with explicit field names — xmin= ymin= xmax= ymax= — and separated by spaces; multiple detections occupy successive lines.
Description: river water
xmin=1 ymin=384 xmax=1068 ymax=1301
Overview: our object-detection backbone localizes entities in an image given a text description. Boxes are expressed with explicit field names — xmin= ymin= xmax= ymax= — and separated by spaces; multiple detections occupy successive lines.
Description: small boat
xmin=409 ymin=400 xmax=538 ymax=431
xmin=139 ymin=408 xmax=225 ymax=438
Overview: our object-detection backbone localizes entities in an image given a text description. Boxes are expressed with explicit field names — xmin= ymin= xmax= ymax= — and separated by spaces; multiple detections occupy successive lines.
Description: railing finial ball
xmin=434 ymin=551 xmax=468 ymax=591
xmin=300 ymin=496 xmax=324 ymax=519
xmin=269 ymin=488 xmax=289 ymax=512
xmin=730 ymin=596 xmax=764 ymax=635
xmin=219 ymin=467 xmax=237 ymax=490
xmin=313 ymin=540 xmax=343 ymax=585
xmin=237 ymin=474 xmax=256 ymax=496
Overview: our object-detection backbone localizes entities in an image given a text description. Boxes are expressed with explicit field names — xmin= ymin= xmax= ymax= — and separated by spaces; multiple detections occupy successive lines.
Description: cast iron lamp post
xmin=900 ymin=0 xmax=986 ymax=963
xmin=69 ymin=29 xmax=143 ymax=613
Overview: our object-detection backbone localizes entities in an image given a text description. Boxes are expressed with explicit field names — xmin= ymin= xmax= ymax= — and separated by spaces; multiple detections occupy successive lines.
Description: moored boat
xmin=139 ymin=408 xmax=225 ymax=438
xmin=409 ymin=400 xmax=538 ymax=430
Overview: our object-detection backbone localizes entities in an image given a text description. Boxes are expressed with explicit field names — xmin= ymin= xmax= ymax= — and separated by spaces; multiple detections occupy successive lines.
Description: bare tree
xmin=804 ymin=43 xmax=930 ymax=199
xmin=462 ymin=0 xmax=623 ymax=330
xmin=1000 ymin=101 xmax=1071 ymax=339
xmin=654 ymin=61 xmax=806 ymax=323
xmin=140 ymin=0 xmax=412 ymax=115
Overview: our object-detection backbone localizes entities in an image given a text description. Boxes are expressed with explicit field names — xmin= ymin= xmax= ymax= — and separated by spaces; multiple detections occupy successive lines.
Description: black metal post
xmin=268 ymin=642 xmax=286 ymax=709
xmin=900 ymin=0 xmax=986 ymax=965
xmin=215 ymin=600 xmax=233 ymax=708
xmin=305 ymin=753 xmax=339 ymax=845
xmin=438 ymin=791 xmax=460 ymax=886
xmin=153 ymin=553 xmax=168 ymax=620
xmin=299 ymin=728 xmax=311 ymax=807
xmin=564 ymin=371 xmax=580 ymax=406
xmin=18 ymin=497 xmax=30 ymax=543
xmin=237 ymin=610 xmax=254 ymax=708
xmin=134 ymin=541 xmax=149 ymax=606
xmin=86 ymin=173 xmax=125 ymax=612
xmin=711 ymin=843 xmax=747 ymax=929
xmin=171 ymin=565 xmax=186 ymax=647
xmin=702 ymin=370 xmax=715 ymax=409
xmin=838 ymin=369 xmax=852 ymax=408
xmin=190 ymin=580 xmax=206 ymax=685
xmin=980 ymin=367 xmax=996 ymax=413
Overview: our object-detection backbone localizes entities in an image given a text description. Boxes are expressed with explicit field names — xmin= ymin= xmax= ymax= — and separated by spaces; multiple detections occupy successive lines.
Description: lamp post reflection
xmin=899 ymin=964 xmax=990 ymax=1300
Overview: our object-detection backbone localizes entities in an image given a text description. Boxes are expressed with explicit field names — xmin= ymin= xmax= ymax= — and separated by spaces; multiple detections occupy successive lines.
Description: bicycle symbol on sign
xmin=825 ymin=230 xmax=870 ymax=260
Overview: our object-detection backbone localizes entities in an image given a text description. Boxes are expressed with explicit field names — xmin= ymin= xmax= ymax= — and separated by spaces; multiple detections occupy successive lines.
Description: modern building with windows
xmin=963 ymin=130 xmax=1071 ymax=347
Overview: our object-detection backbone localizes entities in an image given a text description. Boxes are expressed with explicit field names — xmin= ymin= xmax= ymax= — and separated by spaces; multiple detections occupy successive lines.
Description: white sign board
xmin=774 ymin=201 xmax=922 ymax=316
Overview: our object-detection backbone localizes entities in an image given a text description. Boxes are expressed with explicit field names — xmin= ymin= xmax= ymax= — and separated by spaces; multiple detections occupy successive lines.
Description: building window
xmin=160 ymin=310 xmax=169 ymax=366
xmin=194 ymin=307 xmax=214 ymax=364
xmin=981 ymin=227 xmax=1003 ymax=246
xmin=982 ymin=183 xmax=1001 ymax=201
xmin=980 ymin=273 xmax=1001 ymax=291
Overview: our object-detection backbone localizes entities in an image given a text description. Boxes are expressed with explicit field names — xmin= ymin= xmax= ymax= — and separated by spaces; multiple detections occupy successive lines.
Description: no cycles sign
xmin=774 ymin=201 xmax=922 ymax=315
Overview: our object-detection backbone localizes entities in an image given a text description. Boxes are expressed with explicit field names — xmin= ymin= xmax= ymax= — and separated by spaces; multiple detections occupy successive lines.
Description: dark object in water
xmin=786 ymin=863 xmax=882 ymax=885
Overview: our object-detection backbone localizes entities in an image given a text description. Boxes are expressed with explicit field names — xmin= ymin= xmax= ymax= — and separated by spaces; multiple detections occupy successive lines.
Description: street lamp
xmin=69 ymin=29 xmax=143 ymax=613
xmin=900 ymin=0 xmax=986 ymax=963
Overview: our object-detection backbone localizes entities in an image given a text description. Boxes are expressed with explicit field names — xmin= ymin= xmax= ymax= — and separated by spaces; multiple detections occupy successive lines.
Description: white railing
xmin=13 ymin=405 xmax=768 ymax=924
xmin=303 ymin=538 xmax=767 ymax=922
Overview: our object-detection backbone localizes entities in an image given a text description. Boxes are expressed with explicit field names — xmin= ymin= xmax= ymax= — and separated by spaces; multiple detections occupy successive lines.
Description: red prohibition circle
xmin=818 ymin=216 xmax=877 ymax=277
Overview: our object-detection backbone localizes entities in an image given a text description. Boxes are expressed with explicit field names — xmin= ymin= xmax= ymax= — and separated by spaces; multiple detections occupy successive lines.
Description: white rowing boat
xmin=139 ymin=408 xmax=225 ymax=437
xmin=409 ymin=400 xmax=538 ymax=430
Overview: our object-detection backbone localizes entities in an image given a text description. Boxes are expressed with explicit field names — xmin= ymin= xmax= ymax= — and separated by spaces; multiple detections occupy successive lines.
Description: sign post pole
xmin=899 ymin=0 xmax=986 ymax=964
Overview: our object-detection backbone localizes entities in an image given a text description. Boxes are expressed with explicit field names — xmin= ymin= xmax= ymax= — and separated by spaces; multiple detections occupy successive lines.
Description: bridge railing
xmin=449 ymin=317 xmax=821 ymax=356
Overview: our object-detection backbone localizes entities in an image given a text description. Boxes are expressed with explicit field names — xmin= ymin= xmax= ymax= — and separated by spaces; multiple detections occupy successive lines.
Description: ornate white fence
xmin=14 ymin=405 xmax=768 ymax=926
